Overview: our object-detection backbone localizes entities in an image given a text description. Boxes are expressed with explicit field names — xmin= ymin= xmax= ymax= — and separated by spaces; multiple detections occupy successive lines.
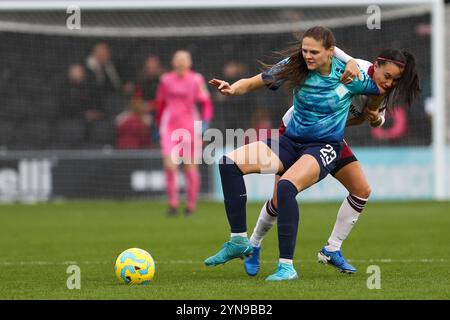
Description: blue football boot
xmin=265 ymin=262 xmax=298 ymax=281
xmin=317 ymin=247 xmax=356 ymax=274
xmin=204 ymin=236 xmax=253 ymax=266
xmin=244 ymin=246 xmax=261 ymax=276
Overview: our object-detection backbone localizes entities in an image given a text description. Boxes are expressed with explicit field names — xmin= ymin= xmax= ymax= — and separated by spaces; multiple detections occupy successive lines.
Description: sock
xmin=250 ymin=199 xmax=278 ymax=248
xmin=184 ymin=168 xmax=200 ymax=211
xmin=231 ymin=232 xmax=248 ymax=239
xmin=325 ymin=193 xmax=367 ymax=252
xmin=165 ymin=169 xmax=178 ymax=208
xmin=219 ymin=156 xmax=247 ymax=233
xmin=279 ymin=258 xmax=293 ymax=265
xmin=277 ymin=180 xmax=299 ymax=260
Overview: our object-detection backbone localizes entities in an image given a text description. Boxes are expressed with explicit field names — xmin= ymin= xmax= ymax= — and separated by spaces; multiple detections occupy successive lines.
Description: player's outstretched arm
xmin=209 ymin=74 xmax=264 ymax=96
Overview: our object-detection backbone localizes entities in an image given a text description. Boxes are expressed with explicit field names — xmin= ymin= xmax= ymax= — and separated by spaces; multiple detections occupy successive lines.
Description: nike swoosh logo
xmin=322 ymin=253 xmax=331 ymax=261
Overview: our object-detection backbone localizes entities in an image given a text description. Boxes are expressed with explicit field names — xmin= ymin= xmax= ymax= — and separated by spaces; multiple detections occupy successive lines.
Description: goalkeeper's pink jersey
xmin=156 ymin=70 xmax=213 ymax=157
xmin=156 ymin=70 xmax=212 ymax=131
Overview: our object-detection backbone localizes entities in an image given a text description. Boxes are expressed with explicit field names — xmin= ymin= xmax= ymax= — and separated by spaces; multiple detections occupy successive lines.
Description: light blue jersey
xmin=262 ymin=56 xmax=380 ymax=144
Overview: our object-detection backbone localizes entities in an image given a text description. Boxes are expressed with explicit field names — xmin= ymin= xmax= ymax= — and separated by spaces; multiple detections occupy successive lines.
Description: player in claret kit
xmin=204 ymin=26 xmax=384 ymax=281
xmin=155 ymin=50 xmax=213 ymax=216
xmin=244 ymin=47 xmax=420 ymax=276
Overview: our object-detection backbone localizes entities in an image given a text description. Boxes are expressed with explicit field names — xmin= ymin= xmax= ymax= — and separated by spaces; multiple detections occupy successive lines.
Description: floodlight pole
xmin=431 ymin=0 xmax=446 ymax=200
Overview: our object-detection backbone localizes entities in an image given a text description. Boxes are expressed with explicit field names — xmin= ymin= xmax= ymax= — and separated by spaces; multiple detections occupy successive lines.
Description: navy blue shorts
xmin=264 ymin=135 xmax=342 ymax=181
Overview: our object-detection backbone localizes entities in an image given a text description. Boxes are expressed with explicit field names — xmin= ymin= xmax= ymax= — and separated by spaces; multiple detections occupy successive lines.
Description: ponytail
xmin=397 ymin=51 xmax=421 ymax=107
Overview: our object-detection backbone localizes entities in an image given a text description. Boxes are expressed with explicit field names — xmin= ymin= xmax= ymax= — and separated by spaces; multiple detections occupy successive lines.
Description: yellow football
xmin=114 ymin=248 xmax=155 ymax=285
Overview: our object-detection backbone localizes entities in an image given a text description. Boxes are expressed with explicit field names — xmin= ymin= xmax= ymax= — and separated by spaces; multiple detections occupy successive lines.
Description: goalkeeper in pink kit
xmin=155 ymin=50 xmax=213 ymax=216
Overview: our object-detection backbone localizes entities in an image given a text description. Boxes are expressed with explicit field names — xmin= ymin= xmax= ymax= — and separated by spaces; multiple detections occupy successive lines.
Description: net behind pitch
xmin=0 ymin=4 xmax=435 ymax=201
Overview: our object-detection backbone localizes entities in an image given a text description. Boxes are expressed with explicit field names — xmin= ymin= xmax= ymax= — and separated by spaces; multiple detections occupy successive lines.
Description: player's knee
xmin=277 ymin=179 xmax=298 ymax=201
xmin=353 ymin=184 xmax=371 ymax=199
xmin=219 ymin=156 xmax=243 ymax=176
xmin=163 ymin=157 xmax=178 ymax=170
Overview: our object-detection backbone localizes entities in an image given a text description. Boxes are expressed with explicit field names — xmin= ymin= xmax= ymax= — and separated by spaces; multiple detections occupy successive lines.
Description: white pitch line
xmin=0 ymin=258 xmax=446 ymax=266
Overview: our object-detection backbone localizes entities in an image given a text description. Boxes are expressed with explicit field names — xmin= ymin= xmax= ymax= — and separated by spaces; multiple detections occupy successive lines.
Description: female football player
xmin=243 ymin=47 xmax=420 ymax=277
xmin=204 ymin=26 xmax=382 ymax=281
xmin=155 ymin=50 xmax=213 ymax=216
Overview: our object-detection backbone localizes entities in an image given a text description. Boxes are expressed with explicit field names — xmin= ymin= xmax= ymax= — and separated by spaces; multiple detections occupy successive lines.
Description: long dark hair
xmin=376 ymin=49 xmax=421 ymax=110
xmin=262 ymin=26 xmax=336 ymax=88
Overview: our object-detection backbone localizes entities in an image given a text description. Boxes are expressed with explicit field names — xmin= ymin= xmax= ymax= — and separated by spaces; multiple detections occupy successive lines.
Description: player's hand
xmin=340 ymin=59 xmax=362 ymax=84
xmin=364 ymin=108 xmax=379 ymax=122
xmin=209 ymin=78 xmax=235 ymax=96
xmin=364 ymin=108 xmax=382 ymax=127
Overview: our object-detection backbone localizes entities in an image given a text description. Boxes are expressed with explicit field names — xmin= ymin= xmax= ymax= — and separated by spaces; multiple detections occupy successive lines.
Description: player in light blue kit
xmin=205 ymin=26 xmax=380 ymax=281
xmin=244 ymin=47 xmax=420 ymax=277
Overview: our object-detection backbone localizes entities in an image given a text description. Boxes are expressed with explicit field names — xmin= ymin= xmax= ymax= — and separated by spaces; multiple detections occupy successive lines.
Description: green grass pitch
xmin=0 ymin=200 xmax=448 ymax=300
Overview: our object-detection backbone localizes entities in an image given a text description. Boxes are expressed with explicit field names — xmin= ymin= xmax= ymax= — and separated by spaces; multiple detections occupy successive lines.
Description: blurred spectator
xmin=85 ymin=42 xmax=126 ymax=109
xmin=212 ymin=60 xmax=256 ymax=131
xmin=57 ymin=63 xmax=108 ymax=146
xmin=115 ymin=88 xmax=152 ymax=149
xmin=135 ymin=55 xmax=165 ymax=144
xmin=246 ymin=108 xmax=273 ymax=144
xmin=251 ymin=108 xmax=273 ymax=139
xmin=138 ymin=55 xmax=165 ymax=107
xmin=58 ymin=63 xmax=96 ymax=120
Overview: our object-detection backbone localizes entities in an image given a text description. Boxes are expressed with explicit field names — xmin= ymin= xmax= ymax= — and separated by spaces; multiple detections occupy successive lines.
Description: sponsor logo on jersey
xmin=349 ymin=104 xmax=362 ymax=118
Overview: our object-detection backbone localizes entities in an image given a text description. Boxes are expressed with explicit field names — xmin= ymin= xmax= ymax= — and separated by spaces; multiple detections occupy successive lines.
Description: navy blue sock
xmin=277 ymin=179 xmax=299 ymax=260
xmin=219 ymin=156 xmax=247 ymax=233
